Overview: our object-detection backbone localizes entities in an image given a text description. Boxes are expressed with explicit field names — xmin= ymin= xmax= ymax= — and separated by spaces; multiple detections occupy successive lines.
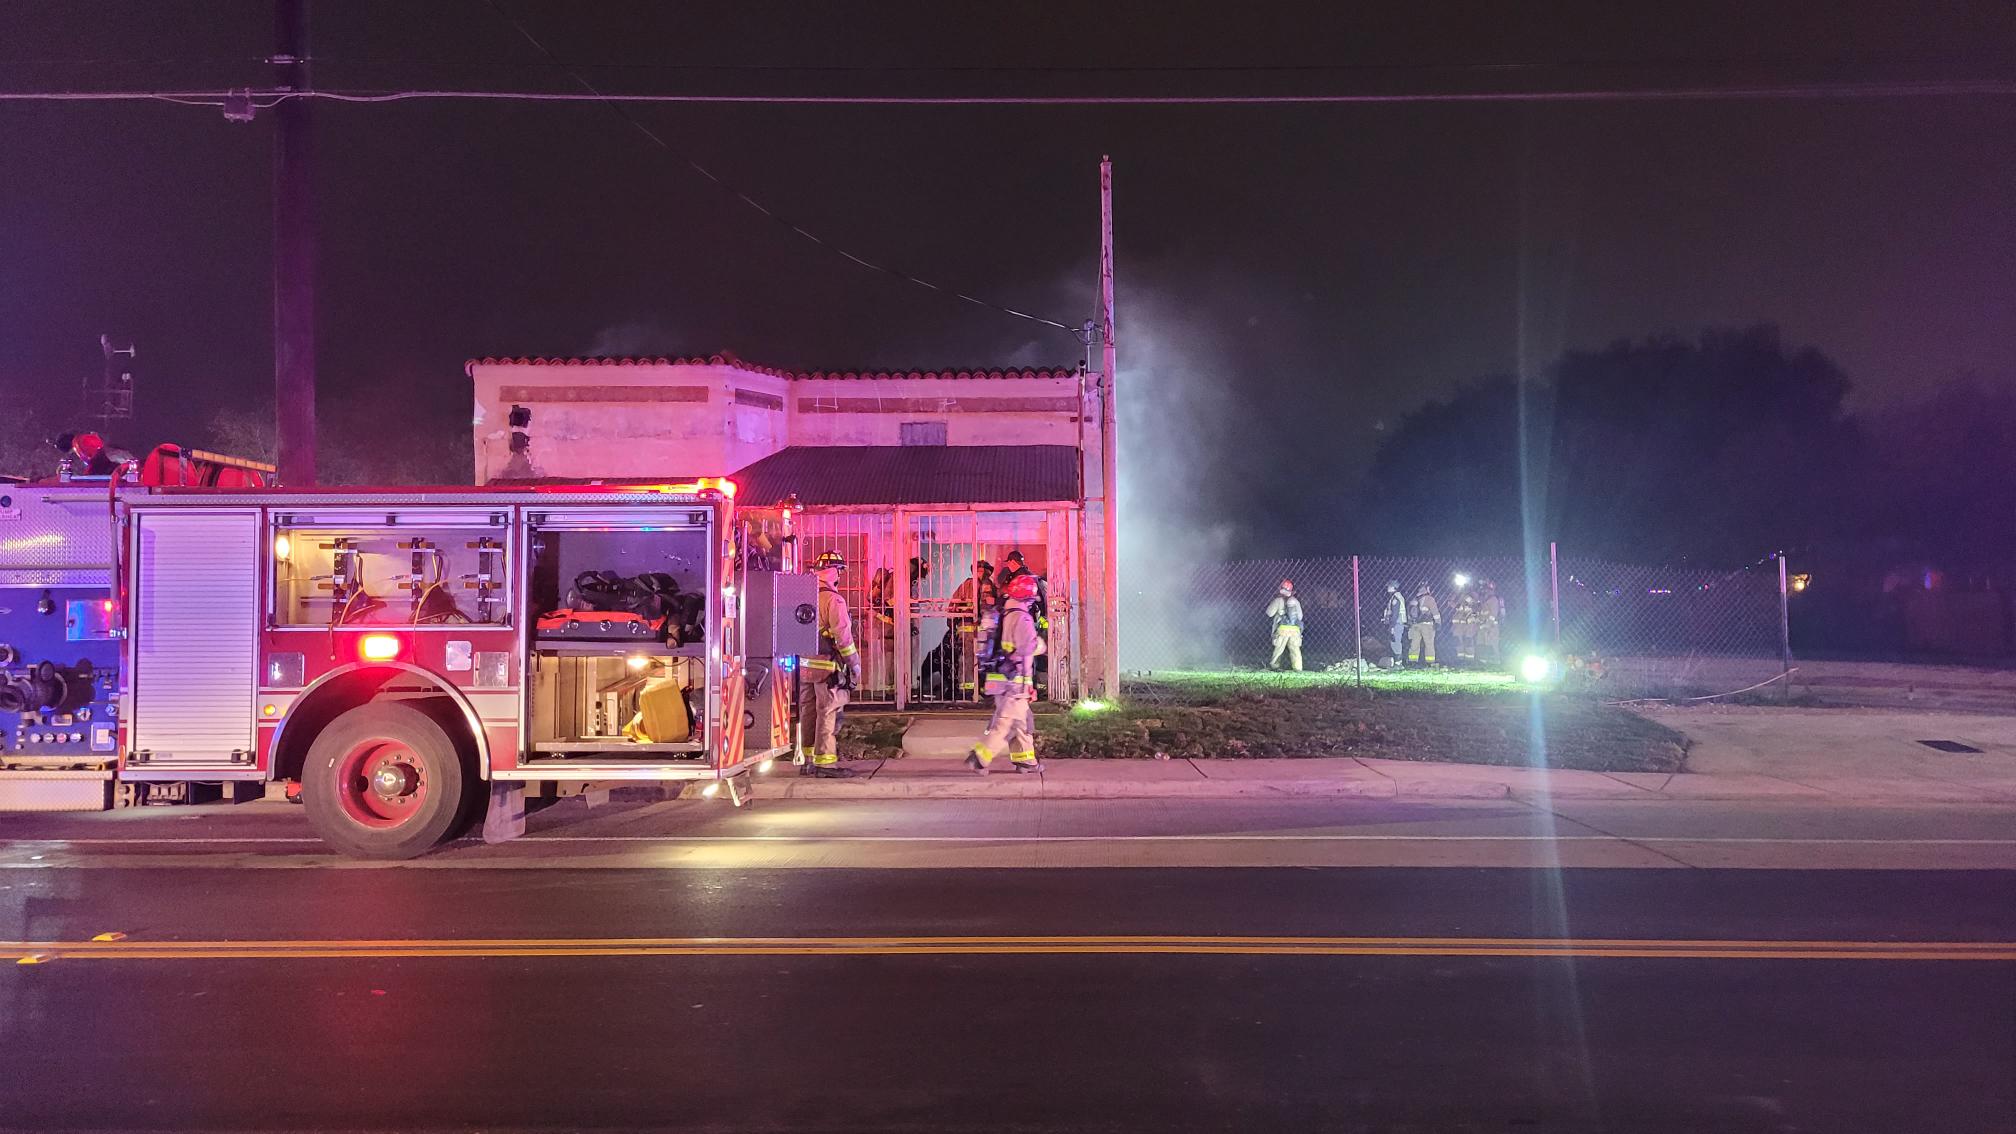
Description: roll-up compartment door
xmin=127 ymin=510 xmax=260 ymax=769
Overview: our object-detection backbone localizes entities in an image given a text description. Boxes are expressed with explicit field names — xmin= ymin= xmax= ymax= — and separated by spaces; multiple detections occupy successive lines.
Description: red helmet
xmin=1004 ymin=574 xmax=1040 ymax=601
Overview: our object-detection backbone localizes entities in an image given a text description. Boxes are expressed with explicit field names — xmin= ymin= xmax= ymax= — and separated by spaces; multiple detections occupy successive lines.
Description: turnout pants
xmin=1475 ymin=621 xmax=1501 ymax=663
xmin=972 ymin=687 xmax=1037 ymax=766
xmin=1270 ymin=624 xmax=1304 ymax=671
xmin=1451 ymin=623 xmax=1478 ymax=660
xmin=796 ymin=673 xmax=850 ymax=766
xmin=1407 ymin=622 xmax=1437 ymax=664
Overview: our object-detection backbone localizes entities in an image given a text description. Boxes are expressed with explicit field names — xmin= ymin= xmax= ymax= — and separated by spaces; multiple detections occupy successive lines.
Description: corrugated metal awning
xmin=732 ymin=445 xmax=1080 ymax=507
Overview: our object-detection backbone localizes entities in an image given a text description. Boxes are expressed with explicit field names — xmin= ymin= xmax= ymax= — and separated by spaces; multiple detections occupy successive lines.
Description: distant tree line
xmin=1360 ymin=323 xmax=2009 ymax=579
xmin=0 ymin=392 xmax=469 ymax=488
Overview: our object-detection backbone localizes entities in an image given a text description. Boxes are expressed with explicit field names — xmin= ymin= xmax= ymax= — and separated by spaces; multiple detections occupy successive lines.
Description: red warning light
xmin=359 ymin=635 xmax=402 ymax=662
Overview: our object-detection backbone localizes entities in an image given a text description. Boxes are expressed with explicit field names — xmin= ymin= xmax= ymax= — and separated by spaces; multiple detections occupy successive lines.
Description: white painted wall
xmin=470 ymin=360 xmax=1083 ymax=482
xmin=469 ymin=361 xmax=788 ymax=480
xmin=789 ymin=375 xmax=1082 ymax=447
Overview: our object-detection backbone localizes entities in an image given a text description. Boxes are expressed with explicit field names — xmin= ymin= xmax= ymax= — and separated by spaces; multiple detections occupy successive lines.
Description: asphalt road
xmin=4 ymin=799 xmax=2016 ymax=1132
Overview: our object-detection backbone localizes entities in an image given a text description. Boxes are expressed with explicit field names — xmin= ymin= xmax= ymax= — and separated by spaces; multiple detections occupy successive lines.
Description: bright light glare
xmin=758 ymin=758 xmax=775 ymax=774
xmin=359 ymin=634 xmax=402 ymax=661
xmin=272 ymin=534 xmax=292 ymax=560
xmin=1519 ymin=654 xmax=1552 ymax=683
xmin=625 ymin=655 xmax=651 ymax=671
xmin=1075 ymin=699 xmax=1111 ymax=713
xmin=700 ymin=782 xmax=722 ymax=799
xmin=1452 ymin=572 xmax=1471 ymax=588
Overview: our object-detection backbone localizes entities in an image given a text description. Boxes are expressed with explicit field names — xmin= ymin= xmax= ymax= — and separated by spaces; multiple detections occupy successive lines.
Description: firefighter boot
xmin=809 ymin=753 xmax=857 ymax=778
xmin=966 ymin=747 xmax=991 ymax=776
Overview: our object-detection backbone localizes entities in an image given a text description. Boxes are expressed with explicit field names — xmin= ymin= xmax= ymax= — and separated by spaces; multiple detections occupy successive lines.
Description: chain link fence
xmin=1123 ymin=547 xmax=1792 ymax=699
xmin=1558 ymin=554 xmax=1789 ymax=699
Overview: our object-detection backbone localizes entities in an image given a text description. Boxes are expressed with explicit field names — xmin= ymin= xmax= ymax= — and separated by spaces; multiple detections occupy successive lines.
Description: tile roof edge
xmin=466 ymin=356 xmax=1082 ymax=381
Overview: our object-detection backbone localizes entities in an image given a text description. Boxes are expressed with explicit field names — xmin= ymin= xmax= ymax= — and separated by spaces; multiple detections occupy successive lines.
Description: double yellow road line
xmin=10 ymin=935 xmax=2016 ymax=963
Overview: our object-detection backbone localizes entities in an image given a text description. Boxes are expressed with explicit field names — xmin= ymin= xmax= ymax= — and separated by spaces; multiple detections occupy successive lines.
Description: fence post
xmin=1549 ymin=541 xmax=1562 ymax=648
xmin=1351 ymin=555 xmax=1362 ymax=688
xmin=1777 ymin=550 xmax=1792 ymax=702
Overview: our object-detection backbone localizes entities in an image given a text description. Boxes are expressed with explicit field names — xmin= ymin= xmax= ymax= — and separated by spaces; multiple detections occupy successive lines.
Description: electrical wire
xmin=5 ymin=76 xmax=2011 ymax=106
xmin=477 ymin=0 xmax=1076 ymax=333
xmin=1603 ymin=667 xmax=1799 ymax=706
xmin=308 ymin=52 xmax=1981 ymax=75
xmin=313 ymin=78 xmax=2016 ymax=103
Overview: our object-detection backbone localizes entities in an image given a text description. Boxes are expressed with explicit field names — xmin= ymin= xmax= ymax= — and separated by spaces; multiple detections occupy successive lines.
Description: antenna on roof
xmin=88 ymin=334 xmax=137 ymax=434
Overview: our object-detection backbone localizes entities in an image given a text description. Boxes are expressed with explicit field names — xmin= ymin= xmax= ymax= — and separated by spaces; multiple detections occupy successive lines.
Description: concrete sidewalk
xmin=777 ymin=706 xmax=2016 ymax=804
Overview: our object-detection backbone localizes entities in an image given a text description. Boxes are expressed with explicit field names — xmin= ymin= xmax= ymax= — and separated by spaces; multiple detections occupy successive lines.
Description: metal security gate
xmin=126 ymin=509 xmax=260 ymax=771
xmin=903 ymin=510 xmax=1072 ymax=707
xmin=795 ymin=507 xmax=1077 ymax=708
xmin=792 ymin=512 xmax=897 ymax=703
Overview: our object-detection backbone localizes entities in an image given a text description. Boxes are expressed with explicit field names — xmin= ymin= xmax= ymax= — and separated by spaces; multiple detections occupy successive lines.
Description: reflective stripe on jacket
xmin=818 ymin=585 xmax=858 ymax=667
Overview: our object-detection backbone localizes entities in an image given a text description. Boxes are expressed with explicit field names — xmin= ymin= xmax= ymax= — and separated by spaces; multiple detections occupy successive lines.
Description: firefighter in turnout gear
xmin=967 ymin=573 xmax=1045 ymax=774
xmin=797 ymin=550 xmax=862 ymax=776
xmin=1382 ymin=580 xmax=1408 ymax=665
xmin=951 ymin=560 xmax=998 ymax=699
xmin=1475 ymin=578 xmax=1505 ymax=664
xmin=1449 ymin=583 xmax=1480 ymax=663
xmin=997 ymin=550 xmax=1049 ymax=633
xmin=1407 ymin=582 xmax=1441 ymax=666
xmin=1266 ymin=578 xmax=1304 ymax=671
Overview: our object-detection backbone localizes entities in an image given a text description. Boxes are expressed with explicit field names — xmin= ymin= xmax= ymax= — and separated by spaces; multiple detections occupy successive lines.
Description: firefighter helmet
xmin=811 ymin=550 xmax=847 ymax=571
xmin=1279 ymin=578 xmax=1294 ymax=593
xmin=1415 ymin=581 xmax=1431 ymax=595
xmin=1004 ymin=574 xmax=1041 ymax=602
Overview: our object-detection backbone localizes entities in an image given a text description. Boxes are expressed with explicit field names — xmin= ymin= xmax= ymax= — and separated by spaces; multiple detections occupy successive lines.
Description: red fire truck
xmin=1 ymin=476 xmax=811 ymax=858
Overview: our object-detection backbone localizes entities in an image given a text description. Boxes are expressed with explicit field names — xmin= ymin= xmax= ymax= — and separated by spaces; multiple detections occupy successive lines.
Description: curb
xmin=767 ymin=775 xmax=1513 ymax=802
xmin=755 ymin=766 xmax=2016 ymax=805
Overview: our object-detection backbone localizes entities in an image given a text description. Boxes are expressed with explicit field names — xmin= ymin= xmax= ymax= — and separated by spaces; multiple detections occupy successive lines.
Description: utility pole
xmin=272 ymin=0 xmax=317 ymax=484
xmin=1096 ymin=156 xmax=1120 ymax=696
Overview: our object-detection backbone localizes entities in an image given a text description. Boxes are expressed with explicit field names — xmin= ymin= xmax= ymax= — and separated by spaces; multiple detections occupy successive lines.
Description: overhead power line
xmin=5 ymin=65 xmax=2010 ymax=333
xmin=477 ymin=0 xmax=1077 ymax=334
xmin=305 ymin=51 xmax=2003 ymax=76
xmin=4 ymin=77 xmax=2013 ymax=106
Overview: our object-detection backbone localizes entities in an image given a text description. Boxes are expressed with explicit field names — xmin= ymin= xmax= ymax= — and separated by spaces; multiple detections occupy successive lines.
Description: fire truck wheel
xmin=302 ymin=701 xmax=471 ymax=859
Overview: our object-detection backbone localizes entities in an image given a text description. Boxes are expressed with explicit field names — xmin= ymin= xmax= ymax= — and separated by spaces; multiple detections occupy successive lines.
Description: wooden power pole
xmin=1097 ymin=156 xmax=1120 ymax=696
xmin=272 ymin=0 xmax=317 ymax=484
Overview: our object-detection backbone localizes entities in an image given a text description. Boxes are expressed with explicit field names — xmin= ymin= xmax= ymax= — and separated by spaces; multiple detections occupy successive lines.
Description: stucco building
xmin=469 ymin=353 xmax=1113 ymax=707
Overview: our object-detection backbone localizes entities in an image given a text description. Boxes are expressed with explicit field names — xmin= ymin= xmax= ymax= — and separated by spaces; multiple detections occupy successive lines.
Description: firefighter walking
xmin=967 ymin=573 xmax=1045 ymax=774
xmin=797 ymin=550 xmax=863 ymax=777
xmin=1266 ymin=578 xmax=1304 ymax=671
xmin=1406 ymin=582 xmax=1441 ymax=666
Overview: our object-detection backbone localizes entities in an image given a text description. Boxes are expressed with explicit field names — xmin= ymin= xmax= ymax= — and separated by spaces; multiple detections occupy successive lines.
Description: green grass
xmin=1138 ymin=667 xmax=1528 ymax=696
xmin=1031 ymin=669 xmax=1688 ymax=773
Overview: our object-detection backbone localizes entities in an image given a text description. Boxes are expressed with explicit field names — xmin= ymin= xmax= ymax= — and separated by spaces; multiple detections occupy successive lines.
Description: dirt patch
xmin=1037 ymin=675 xmax=1689 ymax=773
xmin=837 ymin=714 xmax=910 ymax=761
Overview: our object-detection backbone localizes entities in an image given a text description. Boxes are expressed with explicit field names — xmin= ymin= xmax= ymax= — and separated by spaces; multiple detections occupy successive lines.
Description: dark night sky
xmin=4 ymin=1 xmax=2014 ymax=551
